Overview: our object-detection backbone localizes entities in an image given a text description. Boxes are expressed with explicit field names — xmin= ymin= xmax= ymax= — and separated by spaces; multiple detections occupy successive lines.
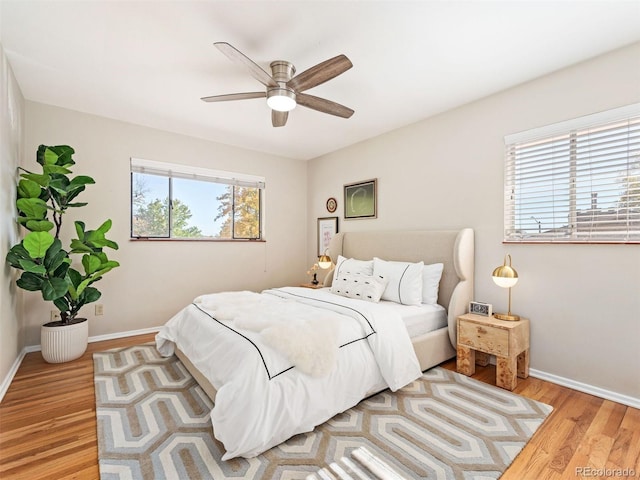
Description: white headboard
xmin=323 ymin=228 xmax=474 ymax=346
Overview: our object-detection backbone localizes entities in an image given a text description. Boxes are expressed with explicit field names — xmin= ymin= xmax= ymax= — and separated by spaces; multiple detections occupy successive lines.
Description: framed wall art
xmin=344 ymin=179 xmax=377 ymax=219
xmin=317 ymin=217 xmax=338 ymax=256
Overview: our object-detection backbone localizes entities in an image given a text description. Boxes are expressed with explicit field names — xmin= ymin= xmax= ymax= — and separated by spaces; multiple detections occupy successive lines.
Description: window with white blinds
xmin=503 ymin=103 xmax=640 ymax=243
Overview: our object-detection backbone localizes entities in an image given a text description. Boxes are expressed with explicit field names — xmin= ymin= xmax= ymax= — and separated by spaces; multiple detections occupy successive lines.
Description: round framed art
xmin=326 ymin=197 xmax=337 ymax=213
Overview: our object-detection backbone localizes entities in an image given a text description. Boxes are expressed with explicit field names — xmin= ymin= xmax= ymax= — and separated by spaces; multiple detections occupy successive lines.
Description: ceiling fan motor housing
xmin=267 ymin=61 xmax=297 ymax=111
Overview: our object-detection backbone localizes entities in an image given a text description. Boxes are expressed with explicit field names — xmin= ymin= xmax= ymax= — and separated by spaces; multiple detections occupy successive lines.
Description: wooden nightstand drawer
xmin=458 ymin=320 xmax=509 ymax=356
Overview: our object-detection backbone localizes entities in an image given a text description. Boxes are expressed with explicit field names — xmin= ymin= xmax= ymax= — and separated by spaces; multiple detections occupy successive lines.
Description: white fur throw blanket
xmin=194 ymin=291 xmax=340 ymax=377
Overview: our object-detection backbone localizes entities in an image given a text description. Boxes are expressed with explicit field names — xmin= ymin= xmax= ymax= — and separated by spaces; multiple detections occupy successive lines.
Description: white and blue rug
xmin=93 ymin=344 xmax=552 ymax=479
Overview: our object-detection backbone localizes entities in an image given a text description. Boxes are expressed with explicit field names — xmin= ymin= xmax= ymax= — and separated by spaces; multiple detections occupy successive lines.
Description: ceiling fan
xmin=201 ymin=42 xmax=354 ymax=127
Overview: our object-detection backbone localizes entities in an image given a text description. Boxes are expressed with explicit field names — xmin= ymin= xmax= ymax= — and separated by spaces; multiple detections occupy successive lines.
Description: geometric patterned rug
xmin=93 ymin=344 xmax=552 ymax=480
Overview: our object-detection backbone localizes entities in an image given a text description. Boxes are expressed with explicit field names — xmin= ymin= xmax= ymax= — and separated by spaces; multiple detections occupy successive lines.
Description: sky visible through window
xmin=134 ymin=173 xmax=228 ymax=237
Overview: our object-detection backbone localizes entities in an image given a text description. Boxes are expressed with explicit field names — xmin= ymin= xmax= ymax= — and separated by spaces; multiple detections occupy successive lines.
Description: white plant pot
xmin=41 ymin=319 xmax=89 ymax=363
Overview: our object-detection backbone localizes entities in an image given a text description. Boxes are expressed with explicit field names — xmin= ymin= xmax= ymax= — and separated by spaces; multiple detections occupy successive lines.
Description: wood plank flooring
xmin=1 ymin=334 xmax=638 ymax=479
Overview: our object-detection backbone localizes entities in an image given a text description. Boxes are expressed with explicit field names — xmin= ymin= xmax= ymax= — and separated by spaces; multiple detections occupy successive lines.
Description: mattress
xmin=312 ymin=287 xmax=447 ymax=339
xmin=355 ymin=297 xmax=447 ymax=338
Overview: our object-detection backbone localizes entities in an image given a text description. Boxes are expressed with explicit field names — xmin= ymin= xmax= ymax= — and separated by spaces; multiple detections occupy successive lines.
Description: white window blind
xmin=503 ymin=103 xmax=640 ymax=243
xmin=130 ymin=158 xmax=266 ymax=189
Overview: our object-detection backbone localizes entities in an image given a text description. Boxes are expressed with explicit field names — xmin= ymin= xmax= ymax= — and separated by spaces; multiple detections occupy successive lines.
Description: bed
xmin=156 ymin=228 xmax=474 ymax=460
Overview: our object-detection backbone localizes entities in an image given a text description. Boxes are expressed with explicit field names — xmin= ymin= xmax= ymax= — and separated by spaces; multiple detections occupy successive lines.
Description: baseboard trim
xmin=0 ymin=349 xmax=27 ymax=403
xmin=0 ymin=327 xmax=161 ymax=403
xmin=529 ymin=368 xmax=640 ymax=409
xmin=87 ymin=326 xmax=161 ymax=344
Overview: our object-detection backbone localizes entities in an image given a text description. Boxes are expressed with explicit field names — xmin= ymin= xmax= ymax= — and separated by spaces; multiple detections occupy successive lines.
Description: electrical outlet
xmin=95 ymin=304 xmax=104 ymax=316
xmin=50 ymin=311 xmax=61 ymax=321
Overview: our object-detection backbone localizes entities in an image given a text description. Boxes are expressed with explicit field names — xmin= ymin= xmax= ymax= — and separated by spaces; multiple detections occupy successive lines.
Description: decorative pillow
xmin=373 ymin=257 xmax=424 ymax=306
xmin=330 ymin=272 xmax=388 ymax=302
xmin=333 ymin=255 xmax=374 ymax=278
xmin=422 ymin=263 xmax=444 ymax=305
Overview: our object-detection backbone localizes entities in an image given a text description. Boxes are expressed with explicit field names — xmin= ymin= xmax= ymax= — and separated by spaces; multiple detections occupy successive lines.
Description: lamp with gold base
xmin=492 ymin=254 xmax=520 ymax=321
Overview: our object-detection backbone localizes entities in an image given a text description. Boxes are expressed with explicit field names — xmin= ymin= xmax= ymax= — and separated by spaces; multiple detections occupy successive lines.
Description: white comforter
xmin=155 ymin=287 xmax=421 ymax=460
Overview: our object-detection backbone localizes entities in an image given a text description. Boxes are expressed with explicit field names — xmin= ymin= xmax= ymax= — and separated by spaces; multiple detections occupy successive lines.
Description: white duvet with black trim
xmin=155 ymin=286 xmax=421 ymax=460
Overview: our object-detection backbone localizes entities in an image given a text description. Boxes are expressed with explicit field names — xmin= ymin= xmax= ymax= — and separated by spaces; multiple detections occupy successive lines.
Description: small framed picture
xmin=344 ymin=179 xmax=377 ymax=219
xmin=317 ymin=217 xmax=338 ymax=256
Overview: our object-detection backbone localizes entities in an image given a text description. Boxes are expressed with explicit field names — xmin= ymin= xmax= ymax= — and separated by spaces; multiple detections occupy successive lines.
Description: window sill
xmin=130 ymin=237 xmax=265 ymax=243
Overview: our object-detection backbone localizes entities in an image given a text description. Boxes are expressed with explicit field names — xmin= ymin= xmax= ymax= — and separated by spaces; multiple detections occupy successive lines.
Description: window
xmin=130 ymin=158 xmax=264 ymax=240
xmin=503 ymin=103 xmax=640 ymax=243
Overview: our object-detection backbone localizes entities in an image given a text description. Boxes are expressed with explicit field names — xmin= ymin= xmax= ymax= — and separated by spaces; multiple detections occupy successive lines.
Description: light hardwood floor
xmin=0 ymin=334 xmax=638 ymax=479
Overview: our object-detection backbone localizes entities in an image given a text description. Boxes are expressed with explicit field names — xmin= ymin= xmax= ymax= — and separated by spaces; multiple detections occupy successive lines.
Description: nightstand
xmin=300 ymin=283 xmax=324 ymax=289
xmin=456 ymin=313 xmax=530 ymax=391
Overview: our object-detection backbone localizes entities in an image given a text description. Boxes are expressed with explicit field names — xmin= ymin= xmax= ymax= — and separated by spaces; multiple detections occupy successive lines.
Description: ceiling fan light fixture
xmin=267 ymin=88 xmax=296 ymax=112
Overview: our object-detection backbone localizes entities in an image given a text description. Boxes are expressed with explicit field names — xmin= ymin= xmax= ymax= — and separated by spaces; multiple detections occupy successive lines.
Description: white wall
xmin=308 ymin=42 xmax=640 ymax=401
xmin=22 ymin=102 xmax=308 ymax=346
xmin=0 ymin=42 xmax=24 ymax=388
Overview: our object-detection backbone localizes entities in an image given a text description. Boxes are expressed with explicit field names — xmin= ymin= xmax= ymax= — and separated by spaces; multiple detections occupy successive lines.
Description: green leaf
xmin=82 ymin=254 xmax=101 ymax=275
xmin=91 ymin=262 xmax=120 ymax=279
xmin=52 ymin=259 xmax=71 ymax=278
xmin=47 ymin=176 xmax=70 ymax=195
xmin=23 ymin=231 xmax=55 ymax=259
xmin=80 ymin=287 xmax=101 ymax=304
xmin=75 ymin=278 xmax=92 ymax=297
xmin=44 ymin=250 xmax=69 ymax=274
xmin=67 ymin=268 xmax=82 ymax=287
xmin=102 ymin=239 xmax=119 ymax=250
xmin=42 ymin=277 xmax=69 ymax=300
xmin=43 ymin=147 xmax=60 ymax=165
xmin=50 ymin=145 xmax=75 ymax=166
xmin=43 ymin=238 xmax=62 ymax=262
xmin=16 ymin=272 xmax=44 ymax=291
xmin=74 ymin=221 xmax=86 ymax=240
xmin=6 ymin=243 xmax=30 ymax=268
xmin=16 ymin=198 xmax=48 ymax=219
xmin=43 ymin=164 xmax=72 ymax=175
xmin=69 ymin=239 xmax=94 ymax=254
xmin=17 ymin=259 xmax=46 ymax=274
xmin=96 ymin=219 xmax=113 ymax=234
xmin=20 ymin=172 xmax=49 ymax=187
xmin=53 ymin=296 xmax=69 ymax=313
xmin=24 ymin=220 xmax=55 ymax=232
xmin=17 ymin=179 xmax=42 ymax=199
xmin=66 ymin=202 xmax=88 ymax=208
xmin=70 ymin=175 xmax=95 ymax=188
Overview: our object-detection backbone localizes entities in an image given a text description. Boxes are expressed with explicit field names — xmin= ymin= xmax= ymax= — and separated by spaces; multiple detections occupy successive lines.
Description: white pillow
xmin=373 ymin=257 xmax=424 ymax=306
xmin=422 ymin=263 xmax=444 ymax=305
xmin=333 ymin=255 xmax=374 ymax=277
xmin=330 ymin=272 xmax=388 ymax=302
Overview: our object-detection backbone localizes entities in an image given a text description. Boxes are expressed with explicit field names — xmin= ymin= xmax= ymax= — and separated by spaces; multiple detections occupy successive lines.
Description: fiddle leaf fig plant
xmin=5 ymin=145 xmax=119 ymax=325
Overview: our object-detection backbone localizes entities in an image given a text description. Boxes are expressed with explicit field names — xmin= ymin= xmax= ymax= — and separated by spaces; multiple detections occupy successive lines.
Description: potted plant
xmin=5 ymin=145 xmax=119 ymax=363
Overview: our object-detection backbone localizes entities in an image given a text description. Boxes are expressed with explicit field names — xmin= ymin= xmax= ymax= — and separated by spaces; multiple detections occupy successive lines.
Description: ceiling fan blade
xmin=201 ymin=92 xmax=266 ymax=102
xmin=214 ymin=42 xmax=277 ymax=88
xmin=287 ymin=54 xmax=352 ymax=93
xmin=296 ymin=93 xmax=354 ymax=118
xmin=272 ymin=110 xmax=288 ymax=127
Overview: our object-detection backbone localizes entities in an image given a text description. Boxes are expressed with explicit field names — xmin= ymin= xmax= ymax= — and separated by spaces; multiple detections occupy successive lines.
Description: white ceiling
xmin=1 ymin=1 xmax=639 ymax=161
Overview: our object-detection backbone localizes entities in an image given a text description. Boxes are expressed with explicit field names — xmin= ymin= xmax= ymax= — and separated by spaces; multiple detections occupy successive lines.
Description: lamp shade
xmin=318 ymin=254 xmax=332 ymax=269
xmin=492 ymin=254 xmax=518 ymax=288
xmin=492 ymin=265 xmax=518 ymax=288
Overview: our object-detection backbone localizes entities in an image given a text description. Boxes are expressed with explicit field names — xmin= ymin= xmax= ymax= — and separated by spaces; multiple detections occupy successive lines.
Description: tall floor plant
xmin=5 ymin=145 xmax=119 ymax=325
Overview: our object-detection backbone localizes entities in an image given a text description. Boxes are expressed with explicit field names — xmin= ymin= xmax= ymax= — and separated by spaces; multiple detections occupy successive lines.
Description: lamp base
xmin=493 ymin=312 xmax=520 ymax=321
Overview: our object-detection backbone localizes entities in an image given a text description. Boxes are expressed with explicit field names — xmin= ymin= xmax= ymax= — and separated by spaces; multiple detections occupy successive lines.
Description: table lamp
xmin=492 ymin=254 xmax=520 ymax=321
